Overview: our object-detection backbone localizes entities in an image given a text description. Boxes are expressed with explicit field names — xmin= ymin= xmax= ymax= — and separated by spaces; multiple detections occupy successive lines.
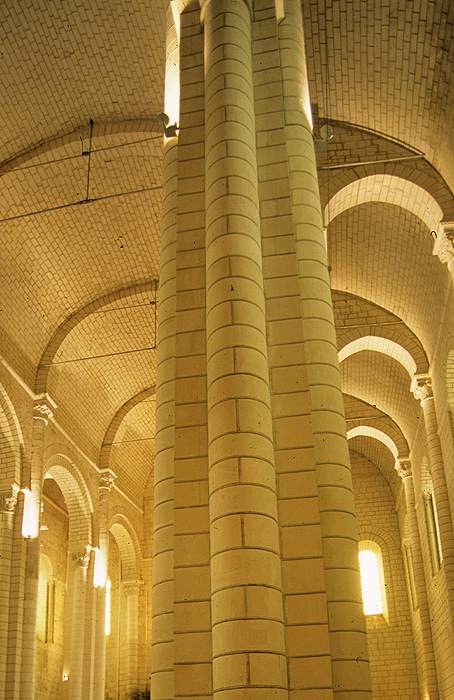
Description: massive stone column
xmin=202 ymin=1 xmax=287 ymax=699
xmin=396 ymin=460 xmax=440 ymax=700
xmin=151 ymin=8 xmax=179 ymax=698
xmin=151 ymin=2 xmax=371 ymax=698
xmin=277 ymin=2 xmax=370 ymax=697
xmin=20 ymin=395 xmax=56 ymax=700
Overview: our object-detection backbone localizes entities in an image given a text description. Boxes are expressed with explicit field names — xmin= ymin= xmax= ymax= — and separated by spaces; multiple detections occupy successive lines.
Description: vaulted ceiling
xmin=1 ymin=0 xmax=452 ymax=501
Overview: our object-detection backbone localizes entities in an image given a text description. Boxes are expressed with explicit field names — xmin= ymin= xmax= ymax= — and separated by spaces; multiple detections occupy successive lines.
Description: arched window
xmin=37 ymin=553 xmax=55 ymax=643
xmin=421 ymin=457 xmax=443 ymax=575
xmin=105 ymin=579 xmax=112 ymax=636
xmin=358 ymin=541 xmax=388 ymax=620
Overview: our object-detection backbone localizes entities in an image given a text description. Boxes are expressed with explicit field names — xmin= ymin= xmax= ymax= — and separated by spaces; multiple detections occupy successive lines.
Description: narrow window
xmin=424 ymin=491 xmax=443 ymax=575
xmin=105 ymin=579 xmax=112 ymax=636
xmin=358 ymin=541 xmax=388 ymax=620
xmin=403 ymin=542 xmax=418 ymax=611
xmin=45 ymin=580 xmax=55 ymax=643
xmin=359 ymin=550 xmax=382 ymax=614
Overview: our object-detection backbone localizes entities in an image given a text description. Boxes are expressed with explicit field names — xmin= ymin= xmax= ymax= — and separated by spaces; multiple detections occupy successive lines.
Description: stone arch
xmin=109 ymin=514 xmax=141 ymax=581
xmin=347 ymin=426 xmax=402 ymax=462
xmin=324 ymin=174 xmax=443 ymax=234
xmin=339 ymin=336 xmax=418 ymax=379
xmin=34 ymin=281 xmax=158 ymax=394
xmin=100 ymin=387 xmax=156 ymax=472
xmin=44 ymin=452 xmax=93 ymax=554
xmin=0 ymin=385 xmax=24 ymax=489
xmin=0 ymin=119 xmax=163 ymax=176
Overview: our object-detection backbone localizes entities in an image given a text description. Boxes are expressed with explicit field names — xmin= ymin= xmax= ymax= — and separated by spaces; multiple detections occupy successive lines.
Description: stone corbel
xmin=411 ymin=374 xmax=433 ymax=404
xmin=433 ymin=221 xmax=454 ymax=272
xmin=33 ymin=393 xmax=57 ymax=424
xmin=395 ymin=459 xmax=412 ymax=481
xmin=99 ymin=470 xmax=116 ymax=492
xmin=72 ymin=548 xmax=91 ymax=569
xmin=0 ymin=484 xmax=20 ymax=513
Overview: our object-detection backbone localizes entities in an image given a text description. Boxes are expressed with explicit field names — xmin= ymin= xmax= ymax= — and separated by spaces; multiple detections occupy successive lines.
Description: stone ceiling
xmin=1 ymin=0 xmax=453 ymax=505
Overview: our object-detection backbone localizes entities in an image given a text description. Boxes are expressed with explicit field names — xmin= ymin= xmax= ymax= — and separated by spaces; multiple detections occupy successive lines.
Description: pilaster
xmin=92 ymin=470 xmax=116 ymax=700
xmin=396 ymin=459 xmax=440 ymax=699
xmin=411 ymin=374 xmax=454 ymax=638
xmin=20 ymin=394 xmax=56 ymax=700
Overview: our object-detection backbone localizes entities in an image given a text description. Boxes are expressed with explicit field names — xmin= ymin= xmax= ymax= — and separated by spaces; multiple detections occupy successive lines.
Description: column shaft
xmin=151 ymin=136 xmax=178 ymax=700
xmin=204 ymin=1 xmax=287 ymax=698
xmin=173 ymin=6 xmax=212 ymax=699
xmin=420 ymin=395 xmax=454 ymax=621
xmin=277 ymin=1 xmax=370 ymax=697
xmin=0 ymin=490 xmax=18 ymax=697
xmin=126 ymin=584 xmax=140 ymax=696
xmin=93 ymin=474 xmax=114 ymax=700
xmin=20 ymin=400 xmax=53 ymax=700
xmin=68 ymin=556 xmax=89 ymax=700
xmin=401 ymin=469 xmax=439 ymax=699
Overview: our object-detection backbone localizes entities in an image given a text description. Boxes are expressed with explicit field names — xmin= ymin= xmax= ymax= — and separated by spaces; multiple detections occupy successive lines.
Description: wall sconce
xmin=21 ymin=489 xmax=40 ymax=539
xmin=93 ymin=547 xmax=107 ymax=589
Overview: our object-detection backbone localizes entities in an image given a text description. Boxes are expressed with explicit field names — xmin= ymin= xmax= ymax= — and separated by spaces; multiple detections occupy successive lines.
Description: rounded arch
xmin=44 ymin=451 xmax=93 ymax=553
xmin=324 ymin=174 xmax=443 ymax=233
xmin=0 ymin=119 xmax=163 ymax=176
xmin=100 ymin=387 xmax=156 ymax=471
xmin=339 ymin=336 xmax=418 ymax=379
xmin=34 ymin=281 xmax=158 ymax=394
xmin=0 ymin=385 xmax=24 ymax=488
xmin=347 ymin=425 xmax=401 ymax=461
xmin=109 ymin=514 xmax=141 ymax=581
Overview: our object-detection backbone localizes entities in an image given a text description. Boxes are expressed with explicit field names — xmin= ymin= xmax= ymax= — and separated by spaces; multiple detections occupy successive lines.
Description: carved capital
xmin=123 ymin=579 xmax=144 ymax=597
xmin=396 ymin=459 xmax=412 ymax=480
xmin=99 ymin=470 xmax=116 ymax=492
xmin=411 ymin=375 xmax=433 ymax=403
xmin=72 ymin=549 xmax=91 ymax=569
xmin=33 ymin=394 xmax=57 ymax=424
xmin=434 ymin=222 xmax=454 ymax=271
xmin=0 ymin=484 xmax=19 ymax=513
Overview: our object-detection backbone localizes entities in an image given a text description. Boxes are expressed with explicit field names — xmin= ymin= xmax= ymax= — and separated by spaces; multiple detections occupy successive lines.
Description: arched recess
xmin=339 ymin=336 xmax=419 ymax=378
xmin=347 ymin=426 xmax=406 ymax=501
xmin=347 ymin=426 xmax=402 ymax=462
xmin=106 ymin=515 xmax=144 ymax=699
xmin=44 ymin=452 xmax=93 ymax=553
xmin=334 ymin=292 xmax=430 ymax=377
xmin=100 ymin=387 xmax=156 ymax=472
xmin=34 ymin=281 xmax=158 ymax=395
xmin=324 ymin=174 xmax=444 ymax=234
xmin=109 ymin=514 xmax=141 ymax=581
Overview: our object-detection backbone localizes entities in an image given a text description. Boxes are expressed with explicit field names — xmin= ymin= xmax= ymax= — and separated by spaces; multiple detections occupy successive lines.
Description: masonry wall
xmin=350 ymin=451 xmax=419 ymax=699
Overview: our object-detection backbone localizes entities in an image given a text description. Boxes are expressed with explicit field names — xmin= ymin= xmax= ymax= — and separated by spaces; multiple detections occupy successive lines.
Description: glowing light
xmin=93 ymin=547 xmax=107 ymax=589
xmin=62 ymin=674 xmax=69 ymax=682
xmin=164 ymin=17 xmax=180 ymax=130
xmin=359 ymin=550 xmax=383 ymax=615
xmin=21 ymin=488 xmax=40 ymax=539
xmin=105 ymin=580 xmax=112 ymax=636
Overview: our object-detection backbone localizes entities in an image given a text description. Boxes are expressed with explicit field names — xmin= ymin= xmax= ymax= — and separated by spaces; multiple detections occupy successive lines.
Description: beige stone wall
xmin=350 ymin=451 xmax=419 ymax=699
